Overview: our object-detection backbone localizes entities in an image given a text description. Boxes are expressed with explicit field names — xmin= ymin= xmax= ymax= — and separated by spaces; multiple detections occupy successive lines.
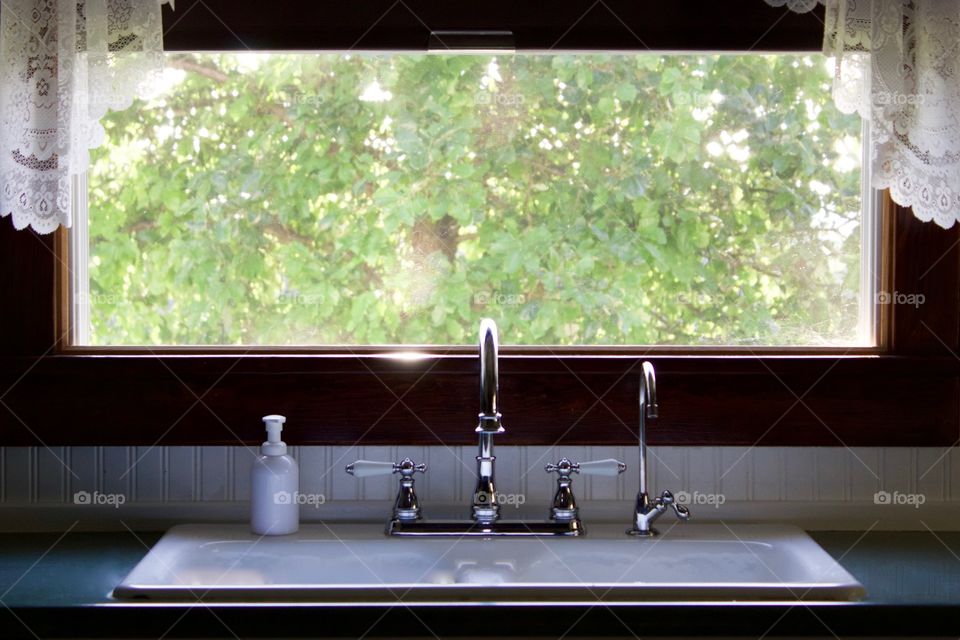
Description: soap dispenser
xmin=250 ymin=414 xmax=299 ymax=535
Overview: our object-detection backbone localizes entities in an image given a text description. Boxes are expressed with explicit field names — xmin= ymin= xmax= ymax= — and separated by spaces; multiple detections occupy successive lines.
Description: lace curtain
xmin=4 ymin=2 xmax=957 ymax=232
xmin=1 ymin=0 xmax=170 ymax=234
xmin=768 ymin=0 xmax=960 ymax=228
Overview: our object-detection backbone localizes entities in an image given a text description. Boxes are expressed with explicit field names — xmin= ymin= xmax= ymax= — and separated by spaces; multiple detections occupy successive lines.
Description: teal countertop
xmin=0 ymin=529 xmax=958 ymax=637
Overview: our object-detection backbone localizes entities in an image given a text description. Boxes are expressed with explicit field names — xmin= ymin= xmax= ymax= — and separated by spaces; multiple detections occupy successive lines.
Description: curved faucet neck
xmin=477 ymin=318 xmax=503 ymax=433
xmin=473 ymin=319 xmax=503 ymax=525
xmin=638 ymin=361 xmax=658 ymax=496
xmin=640 ymin=361 xmax=658 ymax=419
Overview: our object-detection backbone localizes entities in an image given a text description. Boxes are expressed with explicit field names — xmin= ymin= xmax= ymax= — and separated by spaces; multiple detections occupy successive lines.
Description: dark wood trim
xmin=53 ymin=228 xmax=70 ymax=350
xmin=890 ymin=203 xmax=960 ymax=354
xmin=877 ymin=194 xmax=896 ymax=350
xmin=0 ymin=218 xmax=57 ymax=357
xmin=0 ymin=354 xmax=956 ymax=446
xmin=160 ymin=1 xmax=825 ymax=52
xmin=3 ymin=7 xmax=960 ymax=447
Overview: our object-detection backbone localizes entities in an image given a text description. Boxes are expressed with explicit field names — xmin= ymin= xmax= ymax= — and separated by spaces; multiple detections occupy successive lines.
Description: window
xmin=75 ymin=52 xmax=872 ymax=347
xmin=4 ymin=3 xmax=957 ymax=449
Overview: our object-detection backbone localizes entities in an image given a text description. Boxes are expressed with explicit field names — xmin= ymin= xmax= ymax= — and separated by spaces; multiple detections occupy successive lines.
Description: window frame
xmin=1 ymin=0 xmax=958 ymax=447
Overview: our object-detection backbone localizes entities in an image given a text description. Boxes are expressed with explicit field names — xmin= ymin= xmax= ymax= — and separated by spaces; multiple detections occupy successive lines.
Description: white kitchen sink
xmin=113 ymin=523 xmax=865 ymax=602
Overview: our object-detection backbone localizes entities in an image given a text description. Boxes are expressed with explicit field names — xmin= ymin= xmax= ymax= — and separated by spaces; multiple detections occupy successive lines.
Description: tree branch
xmin=167 ymin=58 xmax=230 ymax=83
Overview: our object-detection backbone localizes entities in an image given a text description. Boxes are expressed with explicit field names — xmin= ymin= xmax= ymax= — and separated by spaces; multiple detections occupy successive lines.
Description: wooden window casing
xmin=1 ymin=1 xmax=957 ymax=447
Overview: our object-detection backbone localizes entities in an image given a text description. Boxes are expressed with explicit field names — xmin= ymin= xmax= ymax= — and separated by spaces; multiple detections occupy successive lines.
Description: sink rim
xmin=113 ymin=522 xmax=867 ymax=603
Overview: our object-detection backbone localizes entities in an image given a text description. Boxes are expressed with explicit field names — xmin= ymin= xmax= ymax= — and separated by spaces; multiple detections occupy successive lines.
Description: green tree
xmin=87 ymin=53 xmax=862 ymax=346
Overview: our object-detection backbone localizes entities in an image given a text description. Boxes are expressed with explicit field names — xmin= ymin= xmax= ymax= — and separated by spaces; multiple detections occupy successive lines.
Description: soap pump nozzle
xmin=261 ymin=414 xmax=287 ymax=456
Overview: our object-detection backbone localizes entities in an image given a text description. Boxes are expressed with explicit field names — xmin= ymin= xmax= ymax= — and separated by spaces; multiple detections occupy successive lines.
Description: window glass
xmin=81 ymin=53 xmax=865 ymax=346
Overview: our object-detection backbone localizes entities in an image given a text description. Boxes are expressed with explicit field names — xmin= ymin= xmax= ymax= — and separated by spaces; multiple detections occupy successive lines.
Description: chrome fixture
xmin=346 ymin=458 xmax=426 ymax=522
xmin=472 ymin=318 xmax=504 ymax=525
xmin=628 ymin=361 xmax=690 ymax=536
xmin=546 ymin=458 xmax=626 ymax=523
xmin=347 ymin=318 xmax=624 ymax=536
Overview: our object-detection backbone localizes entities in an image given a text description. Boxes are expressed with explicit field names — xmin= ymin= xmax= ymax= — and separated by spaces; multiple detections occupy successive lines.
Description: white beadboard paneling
xmin=423 ymin=445 xmax=460 ymax=502
xmin=751 ymin=448 xmax=784 ymax=501
xmin=915 ymin=448 xmax=947 ymax=502
xmin=100 ymin=446 xmax=131 ymax=498
xmin=881 ymin=447 xmax=915 ymax=494
xmin=3 ymin=445 xmax=960 ymax=507
xmin=329 ymin=445 xmax=361 ymax=500
xmin=618 ymin=444 xmax=640 ymax=501
xmin=166 ymin=447 xmax=196 ymax=502
xmin=783 ymin=448 xmax=815 ymax=501
xmin=460 ymin=445 xmax=480 ymax=502
xmin=586 ymin=445 xmax=623 ymax=500
xmin=133 ymin=446 xmax=164 ymax=502
xmin=35 ymin=447 xmax=66 ymax=502
xmin=848 ymin=447 xmax=882 ymax=501
xmin=686 ymin=447 xmax=719 ymax=497
xmin=3 ymin=447 xmax=32 ymax=502
xmin=199 ymin=446 xmax=229 ymax=501
xmin=650 ymin=446 xmax=685 ymax=494
xmin=524 ymin=446 xmax=559 ymax=506
xmin=718 ymin=447 xmax=751 ymax=501
xmin=358 ymin=446 xmax=394 ymax=500
xmin=814 ymin=448 xmax=847 ymax=501
xmin=68 ymin=446 xmax=99 ymax=500
xmin=493 ymin=445 xmax=523 ymax=514
xmin=297 ymin=445 xmax=329 ymax=500
xmin=231 ymin=446 xmax=256 ymax=502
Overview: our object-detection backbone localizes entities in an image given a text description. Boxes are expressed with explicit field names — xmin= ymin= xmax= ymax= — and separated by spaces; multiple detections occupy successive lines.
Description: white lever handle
xmin=576 ymin=459 xmax=626 ymax=477
xmin=345 ymin=460 xmax=397 ymax=478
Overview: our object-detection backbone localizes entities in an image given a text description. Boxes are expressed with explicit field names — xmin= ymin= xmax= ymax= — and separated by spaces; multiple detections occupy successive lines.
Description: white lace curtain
xmin=768 ymin=0 xmax=960 ymax=228
xmin=1 ymin=0 xmax=170 ymax=234
xmin=3 ymin=1 xmax=959 ymax=233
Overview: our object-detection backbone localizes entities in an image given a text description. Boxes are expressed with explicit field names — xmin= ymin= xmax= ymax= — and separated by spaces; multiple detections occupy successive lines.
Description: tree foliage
xmin=87 ymin=53 xmax=863 ymax=345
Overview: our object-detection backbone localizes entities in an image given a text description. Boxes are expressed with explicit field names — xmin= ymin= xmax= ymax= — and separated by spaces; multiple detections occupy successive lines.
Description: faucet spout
xmin=629 ymin=361 xmax=690 ymax=536
xmin=473 ymin=318 xmax=504 ymax=525
xmin=477 ymin=318 xmax=503 ymax=434
xmin=638 ymin=361 xmax=657 ymax=496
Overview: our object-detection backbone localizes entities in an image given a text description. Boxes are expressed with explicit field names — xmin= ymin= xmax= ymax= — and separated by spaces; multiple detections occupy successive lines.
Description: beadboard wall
xmin=1 ymin=446 xmax=958 ymax=505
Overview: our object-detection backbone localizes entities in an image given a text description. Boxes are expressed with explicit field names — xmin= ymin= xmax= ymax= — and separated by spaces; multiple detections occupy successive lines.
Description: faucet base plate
xmin=387 ymin=519 xmax=584 ymax=537
xmin=626 ymin=527 xmax=659 ymax=537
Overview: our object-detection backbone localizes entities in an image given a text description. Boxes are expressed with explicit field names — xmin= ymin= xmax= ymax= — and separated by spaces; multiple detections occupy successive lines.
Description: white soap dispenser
xmin=250 ymin=414 xmax=299 ymax=535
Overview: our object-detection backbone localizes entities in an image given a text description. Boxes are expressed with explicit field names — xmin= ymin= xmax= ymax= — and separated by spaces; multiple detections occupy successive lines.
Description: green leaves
xmin=86 ymin=52 xmax=863 ymax=346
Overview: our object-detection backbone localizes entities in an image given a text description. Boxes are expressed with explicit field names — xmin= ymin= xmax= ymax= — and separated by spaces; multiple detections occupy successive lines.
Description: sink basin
xmin=113 ymin=523 xmax=864 ymax=602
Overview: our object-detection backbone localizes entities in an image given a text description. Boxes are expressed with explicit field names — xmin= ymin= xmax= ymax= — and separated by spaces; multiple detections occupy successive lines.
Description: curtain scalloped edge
xmin=1 ymin=0 xmax=167 ymax=234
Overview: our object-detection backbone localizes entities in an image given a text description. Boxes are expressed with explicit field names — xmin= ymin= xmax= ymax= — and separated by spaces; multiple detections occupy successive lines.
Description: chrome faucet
xmin=346 ymin=319 xmax=624 ymax=536
xmin=472 ymin=318 xmax=504 ymax=525
xmin=628 ymin=361 xmax=690 ymax=536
